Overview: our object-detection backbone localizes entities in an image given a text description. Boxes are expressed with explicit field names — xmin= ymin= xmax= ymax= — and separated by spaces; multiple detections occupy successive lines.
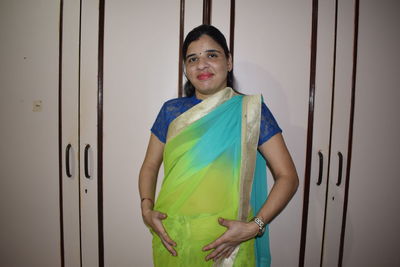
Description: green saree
xmin=152 ymin=88 xmax=270 ymax=267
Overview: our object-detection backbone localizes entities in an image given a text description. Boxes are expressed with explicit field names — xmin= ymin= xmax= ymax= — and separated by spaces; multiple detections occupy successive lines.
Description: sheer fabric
xmin=151 ymin=89 xmax=271 ymax=266
xmin=151 ymin=95 xmax=281 ymax=146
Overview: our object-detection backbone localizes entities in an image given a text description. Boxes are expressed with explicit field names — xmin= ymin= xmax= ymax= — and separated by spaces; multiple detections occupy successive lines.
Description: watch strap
xmin=251 ymin=216 xmax=266 ymax=237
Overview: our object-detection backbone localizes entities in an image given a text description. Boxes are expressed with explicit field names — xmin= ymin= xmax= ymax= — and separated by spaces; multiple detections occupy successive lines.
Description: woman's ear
xmin=227 ymin=53 xmax=233 ymax=72
xmin=182 ymin=63 xmax=187 ymax=77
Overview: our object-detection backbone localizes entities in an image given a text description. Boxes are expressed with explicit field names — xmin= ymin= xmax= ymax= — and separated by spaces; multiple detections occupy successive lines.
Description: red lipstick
xmin=197 ymin=73 xmax=213 ymax=80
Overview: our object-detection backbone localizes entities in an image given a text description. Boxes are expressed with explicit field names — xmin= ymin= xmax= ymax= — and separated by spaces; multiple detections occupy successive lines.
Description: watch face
xmin=252 ymin=217 xmax=266 ymax=237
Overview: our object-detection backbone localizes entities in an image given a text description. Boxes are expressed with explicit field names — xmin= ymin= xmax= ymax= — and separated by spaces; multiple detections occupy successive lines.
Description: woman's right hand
xmin=141 ymin=203 xmax=177 ymax=256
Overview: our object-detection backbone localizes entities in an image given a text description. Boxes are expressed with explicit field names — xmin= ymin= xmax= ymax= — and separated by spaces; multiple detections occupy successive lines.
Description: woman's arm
xmin=139 ymin=133 xmax=164 ymax=204
xmin=203 ymin=133 xmax=299 ymax=261
xmin=254 ymin=132 xmax=299 ymax=224
xmin=139 ymin=133 xmax=178 ymax=256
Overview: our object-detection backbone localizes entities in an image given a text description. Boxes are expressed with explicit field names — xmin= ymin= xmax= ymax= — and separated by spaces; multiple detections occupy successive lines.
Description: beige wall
xmin=0 ymin=1 xmax=61 ymax=266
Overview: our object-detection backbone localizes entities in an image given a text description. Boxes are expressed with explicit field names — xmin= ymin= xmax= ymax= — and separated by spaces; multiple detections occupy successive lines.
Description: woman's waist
xmin=158 ymin=213 xmax=233 ymax=242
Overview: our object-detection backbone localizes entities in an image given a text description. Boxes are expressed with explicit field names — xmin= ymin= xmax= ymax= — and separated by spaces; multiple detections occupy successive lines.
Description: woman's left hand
xmin=202 ymin=217 xmax=259 ymax=261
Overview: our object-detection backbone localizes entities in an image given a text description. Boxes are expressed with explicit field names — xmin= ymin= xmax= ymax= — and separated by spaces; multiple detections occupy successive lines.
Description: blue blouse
xmin=151 ymin=95 xmax=282 ymax=146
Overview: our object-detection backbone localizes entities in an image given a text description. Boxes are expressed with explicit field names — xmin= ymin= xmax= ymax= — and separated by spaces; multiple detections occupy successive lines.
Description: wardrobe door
xmin=61 ymin=0 xmax=81 ymax=266
xmin=80 ymin=0 xmax=100 ymax=265
xmin=341 ymin=0 xmax=400 ymax=266
xmin=184 ymin=0 xmax=203 ymax=35
xmin=322 ymin=0 xmax=356 ymax=265
xmin=304 ymin=0 xmax=336 ymax=266
xmin=102 ymin=1 xmax=180 ymax=266
xmin=0 ymin=0 xmax=62 ymax=266
xmin=234 ymin=1 xmax=312 ymax=266
xmin=210 ymin=0 xmax=231 ymax=42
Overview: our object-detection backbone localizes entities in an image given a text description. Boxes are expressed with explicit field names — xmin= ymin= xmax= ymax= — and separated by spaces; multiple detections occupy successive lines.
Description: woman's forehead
xmin=186 ymin=35 xmax=223 ymax=54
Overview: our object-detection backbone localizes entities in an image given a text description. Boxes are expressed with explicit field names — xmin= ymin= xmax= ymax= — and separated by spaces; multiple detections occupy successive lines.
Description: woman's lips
xmin=197 ymin=73 xmax=213 ymax=80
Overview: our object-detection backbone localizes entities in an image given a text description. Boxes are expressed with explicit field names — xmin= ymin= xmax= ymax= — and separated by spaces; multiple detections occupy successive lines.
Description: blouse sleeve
xmin=258 ymin=102 xmax=282 ymax=146
xmin=151 ymin=103 xmax=168 ymax=143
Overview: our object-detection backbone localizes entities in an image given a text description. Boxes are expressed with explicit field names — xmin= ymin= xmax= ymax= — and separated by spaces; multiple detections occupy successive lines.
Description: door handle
xmin=65 ymin=144 xmax=72 ymax=178
xmin=336 ymin=151 xmax=343 ymax=186
xmin=84 ymin=144 xmax=91 ymax=179
xmin=316 ymin=151 xmax=323 ymax=185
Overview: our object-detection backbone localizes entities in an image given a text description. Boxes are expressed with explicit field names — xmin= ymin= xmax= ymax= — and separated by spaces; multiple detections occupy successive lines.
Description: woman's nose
xmin=196 ymin=56 xmax=209 ymax=69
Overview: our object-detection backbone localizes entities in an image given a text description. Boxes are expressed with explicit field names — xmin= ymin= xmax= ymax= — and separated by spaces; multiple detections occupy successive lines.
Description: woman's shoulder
xmin=161 ymin=96 xmax=200 ymax=111
xmin=163 ymin=96 xmax=197 ymax=105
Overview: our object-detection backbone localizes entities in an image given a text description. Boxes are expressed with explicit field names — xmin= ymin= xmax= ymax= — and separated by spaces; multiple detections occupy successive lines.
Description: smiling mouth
xmin=197 ymin=73 xmax=213 ymax=80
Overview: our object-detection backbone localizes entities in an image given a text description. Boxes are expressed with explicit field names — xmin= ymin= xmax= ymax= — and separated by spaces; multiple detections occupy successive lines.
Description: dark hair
xmin=182 ymin=24 xmax=234 ymax=97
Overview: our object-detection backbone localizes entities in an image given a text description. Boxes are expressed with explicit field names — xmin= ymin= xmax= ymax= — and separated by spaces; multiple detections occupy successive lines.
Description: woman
xmin=139 ymin=25 xmax=298 ymax=267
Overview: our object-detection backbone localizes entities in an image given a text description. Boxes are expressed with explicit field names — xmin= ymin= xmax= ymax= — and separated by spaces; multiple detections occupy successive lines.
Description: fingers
xmin=214 ymin=246 xmax=232 ymax=261
xmin=203 ymin=218 xmax=245 ymax=262
xmin=218 ymin=217 xmax=232 ymax=227
xmin=224 ymin=246 xmax=236 ymax=258
xmin=153 ymin=213 xmax=176 ymax=243
xmin=215 ymin=246 xmax=235 ymax=260
xmin=203 ymin=235 xmax=227 ymax=251
xmin=205 ymin=243 xmax=227 ymax=261
xmin=205 ymin=244 xmax=237 ymax=261
xmin=157 ymin=212 xmax=167 ymax=220
xmin=160 ymin=237 xmax=178 ymax=256
xmin=157 ymin=226 xmax=177 ymax=248
xmin=203 ymin=217 xmax=232 ymax=251
xmin=147 ymin=211 xmax=178 ymax=256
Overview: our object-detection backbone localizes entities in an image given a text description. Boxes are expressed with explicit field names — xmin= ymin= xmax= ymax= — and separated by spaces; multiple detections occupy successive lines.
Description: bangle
xmin=141 ymin=198 xmax=154 ymax=205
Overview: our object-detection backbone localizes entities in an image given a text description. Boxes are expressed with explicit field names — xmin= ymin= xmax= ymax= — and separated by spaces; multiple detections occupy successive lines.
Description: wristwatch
xmin=251 ymin=217 xmax=266 ymax=237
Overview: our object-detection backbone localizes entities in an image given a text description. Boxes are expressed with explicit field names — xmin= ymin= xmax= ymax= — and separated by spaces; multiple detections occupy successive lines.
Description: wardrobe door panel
xmin=0 ymin=1 xmax=61 ymax=266
xmin=210 ymin=0 xmax=231 ymax=44
xmin=304 ymin=0 xmax=336 ymax=266
xmin=103 ymin=1 xmax=180 ymax=266
xmin=184 ymin=0 xmax=203 ymax=36
xmin=61 ymin=0 xmax=81 ymax=266
xmin=322 ymin=0 xmax=355 ymax=266
xmin=234 ymin=1 xmax=312 ymax=266
xmin=80 ymin=0 xmax=100 ymax=265
xmin=342 ymin=0 xmax=400 ymax=266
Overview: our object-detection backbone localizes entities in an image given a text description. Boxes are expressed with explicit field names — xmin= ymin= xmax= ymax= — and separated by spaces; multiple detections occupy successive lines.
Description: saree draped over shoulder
xmin=152 ymin=88 xmax=271 ymax=267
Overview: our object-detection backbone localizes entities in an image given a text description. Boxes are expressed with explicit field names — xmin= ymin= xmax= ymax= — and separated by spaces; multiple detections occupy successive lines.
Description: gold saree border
xmin=214 ymin=95 xmax=262 ymax=267
xmin=238 ymin=95 xmax=262 ymax=221
xmin=166 ymin=87 xmax=237 ymax=142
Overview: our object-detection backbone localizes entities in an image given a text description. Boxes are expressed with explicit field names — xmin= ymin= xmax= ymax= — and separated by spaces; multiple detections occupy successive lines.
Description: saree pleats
xmin=152 ymin=88 xmax=269 ymax=267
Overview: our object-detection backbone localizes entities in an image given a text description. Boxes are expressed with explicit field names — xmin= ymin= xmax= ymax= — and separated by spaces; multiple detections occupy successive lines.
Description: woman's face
xmin=185 ymin=34 xmax=232 ymax=99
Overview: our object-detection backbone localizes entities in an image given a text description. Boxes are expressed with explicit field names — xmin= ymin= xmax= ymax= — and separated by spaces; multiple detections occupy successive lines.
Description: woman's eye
xmin=208 ymin=53 xmax=218 ymax=58
xmin=187 ymin=57 xmax=197 ymax=63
